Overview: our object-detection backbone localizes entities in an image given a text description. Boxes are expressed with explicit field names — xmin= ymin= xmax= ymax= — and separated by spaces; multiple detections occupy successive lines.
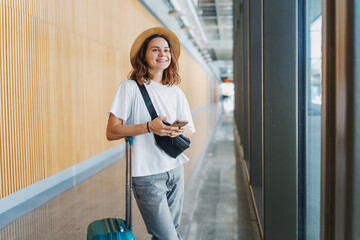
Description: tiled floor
xmin=0 ymin=101 xmax=260 ymax=240
xmin=179 ymin=100 xmax=260 ymax=240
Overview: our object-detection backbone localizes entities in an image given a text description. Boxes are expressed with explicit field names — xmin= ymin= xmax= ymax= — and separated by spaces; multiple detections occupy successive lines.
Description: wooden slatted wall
xmin=0 ymin=0 xmax=212 ymax=199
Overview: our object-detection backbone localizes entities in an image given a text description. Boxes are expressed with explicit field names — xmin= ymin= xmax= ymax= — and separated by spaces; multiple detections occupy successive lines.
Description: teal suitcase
xmin=87 ymin=218 xmax=134 ymax=240
xmin=87 ymin=137 xmax=135 ymax=240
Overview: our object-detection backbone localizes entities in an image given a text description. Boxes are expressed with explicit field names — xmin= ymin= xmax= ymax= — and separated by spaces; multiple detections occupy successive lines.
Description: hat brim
xmin=130 ymin=27 xmax=180 ymax=68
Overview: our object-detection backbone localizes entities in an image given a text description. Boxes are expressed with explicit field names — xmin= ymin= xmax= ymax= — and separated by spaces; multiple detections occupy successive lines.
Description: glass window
xmin=304 ymin=0 xmax=322 ymax=239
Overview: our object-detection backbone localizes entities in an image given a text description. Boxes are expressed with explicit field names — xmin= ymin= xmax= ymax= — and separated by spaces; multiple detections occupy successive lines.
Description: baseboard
xmin=233 ymin=125 xmax=264 ymax=239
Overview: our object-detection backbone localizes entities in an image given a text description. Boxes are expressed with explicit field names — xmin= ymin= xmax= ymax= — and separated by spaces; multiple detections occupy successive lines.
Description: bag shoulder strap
xmin=135 ymin=80 xmax=158 ymax=120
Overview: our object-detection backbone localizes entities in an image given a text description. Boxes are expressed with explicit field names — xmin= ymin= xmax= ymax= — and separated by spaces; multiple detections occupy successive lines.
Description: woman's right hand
xmin=149 ymin=116 xmax=178 ymax=137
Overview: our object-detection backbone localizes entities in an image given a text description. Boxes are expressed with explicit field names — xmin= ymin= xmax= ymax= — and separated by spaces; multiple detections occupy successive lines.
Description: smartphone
xmin=170 ymin=120 xmax=188 ymax=128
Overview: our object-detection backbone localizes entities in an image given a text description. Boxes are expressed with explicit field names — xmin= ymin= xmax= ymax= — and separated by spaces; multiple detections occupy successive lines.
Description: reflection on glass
xmin=305 ymin=0 xmax=322 ymax=239
xmin=309 ymin=16 xmax=322 ymax=116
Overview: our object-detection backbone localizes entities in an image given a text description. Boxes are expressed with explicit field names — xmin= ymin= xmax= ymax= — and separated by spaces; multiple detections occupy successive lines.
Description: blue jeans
xmin=132 ymin=165 xmax=184 ymax=240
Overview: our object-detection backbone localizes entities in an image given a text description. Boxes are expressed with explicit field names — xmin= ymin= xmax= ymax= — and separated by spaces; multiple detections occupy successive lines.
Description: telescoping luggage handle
xmin=125 ymin=137 xmax=134 ymax=231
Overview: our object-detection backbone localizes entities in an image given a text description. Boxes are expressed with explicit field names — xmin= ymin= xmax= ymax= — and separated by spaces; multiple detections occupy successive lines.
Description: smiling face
xmin=145 ymin=37 xmax=171 ymax=73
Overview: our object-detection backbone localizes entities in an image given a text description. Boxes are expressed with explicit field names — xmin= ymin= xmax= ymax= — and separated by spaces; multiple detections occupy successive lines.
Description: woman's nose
xmin=159 ymin=49 xmax=170 ymax=56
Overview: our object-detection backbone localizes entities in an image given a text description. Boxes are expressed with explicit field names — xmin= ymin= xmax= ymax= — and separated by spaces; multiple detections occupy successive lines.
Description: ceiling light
xmin=181 ymin=26 xmax=191 ymax=31
xmin=188 ymin=37 xmax=197 ymax=42
xmin=168 ymin=10 xmax=186 ymax=17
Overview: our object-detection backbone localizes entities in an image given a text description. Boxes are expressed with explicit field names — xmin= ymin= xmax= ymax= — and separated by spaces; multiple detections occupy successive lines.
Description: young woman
xmin=106 ymin=27 xmax=195 ymax=240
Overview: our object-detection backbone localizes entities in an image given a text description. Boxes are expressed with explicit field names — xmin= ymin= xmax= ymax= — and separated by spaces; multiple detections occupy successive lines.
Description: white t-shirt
xmin=108 ymin=80 xmax=195 ymax=177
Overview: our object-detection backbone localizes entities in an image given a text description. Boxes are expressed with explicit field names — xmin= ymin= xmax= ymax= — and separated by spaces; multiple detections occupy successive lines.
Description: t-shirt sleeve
xmin=108 ymin=80 xmax=134 ymax=124
xmin=177 ymin=89 xmax=196 ymax=133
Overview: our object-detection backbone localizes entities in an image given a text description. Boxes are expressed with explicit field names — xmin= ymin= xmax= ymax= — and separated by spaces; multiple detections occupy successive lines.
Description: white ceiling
xmin=167 ymin=0 xmax=234 ymax=80
xmin=140 ymin=0 xmax=234 ymax=82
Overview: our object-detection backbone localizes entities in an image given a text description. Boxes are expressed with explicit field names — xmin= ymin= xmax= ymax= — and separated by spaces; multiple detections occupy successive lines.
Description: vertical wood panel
xmin=0 ymin=3 xmax=4 ymax=198
xmin=0 ymin=0 xmax=212 ymax=199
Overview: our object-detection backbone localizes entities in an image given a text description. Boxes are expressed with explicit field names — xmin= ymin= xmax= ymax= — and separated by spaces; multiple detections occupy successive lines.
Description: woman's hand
xmin=149 ymin=116 xmax=183 ymax=137
xmin=168 ymin=126 xmax=185 ymax=138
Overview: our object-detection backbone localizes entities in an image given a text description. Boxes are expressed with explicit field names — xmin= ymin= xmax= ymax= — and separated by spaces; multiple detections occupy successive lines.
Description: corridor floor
xmin=179 ymin=102 xmax=260 ymax=240
xmin=0 ymin=101 xmax=260 ymax=240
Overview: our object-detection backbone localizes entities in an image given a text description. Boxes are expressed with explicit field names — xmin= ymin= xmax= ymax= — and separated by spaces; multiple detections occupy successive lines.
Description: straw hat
xmin=130 ymin=27 xmax=180 ymax=68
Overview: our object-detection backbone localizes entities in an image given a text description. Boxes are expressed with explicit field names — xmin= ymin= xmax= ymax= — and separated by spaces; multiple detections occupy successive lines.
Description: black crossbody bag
xmin=136 ymin=81 xmax=191 ymax=158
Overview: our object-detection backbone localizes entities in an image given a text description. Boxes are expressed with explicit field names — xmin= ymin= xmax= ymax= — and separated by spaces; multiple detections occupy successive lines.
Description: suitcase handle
xmin=125 ymin=136 xmax=134 ymax=146
xmin=125 ymin=137 xmax=133 ymax=231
